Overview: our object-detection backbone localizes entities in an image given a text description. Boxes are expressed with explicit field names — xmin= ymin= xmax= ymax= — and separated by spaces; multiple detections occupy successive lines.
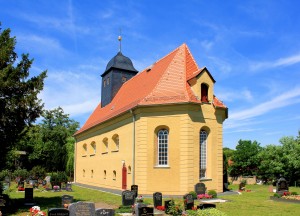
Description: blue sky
xmin=1 ymin=0 xmax=300 ymax=149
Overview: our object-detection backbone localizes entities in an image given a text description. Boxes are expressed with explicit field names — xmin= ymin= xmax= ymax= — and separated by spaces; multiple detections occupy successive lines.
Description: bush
xmin=0 ymin=169 xmax=11 ymax=181
xmin=30 ymin=166 xmax=46 ymax=179
xmin=208 ymin=190 xmax=217 ymax=198
xmin=273 ymin=193 xmax=282 ymax=198
xmin=186 ymin=208 xmax=227 ymax=216
xmin=189 ymin=191 xmax=197 ymax=199
xmin=12 ymin=169 xmax=29 ymax=179
xmin=291 ymin=191 xmax=298 ymax=195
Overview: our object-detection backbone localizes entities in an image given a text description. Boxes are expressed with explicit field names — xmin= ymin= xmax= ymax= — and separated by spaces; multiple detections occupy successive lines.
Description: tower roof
xmin=75 ymin=44 xmax=227 ymax=135
xmin=101 ymin=52 xmax=138 ymax=77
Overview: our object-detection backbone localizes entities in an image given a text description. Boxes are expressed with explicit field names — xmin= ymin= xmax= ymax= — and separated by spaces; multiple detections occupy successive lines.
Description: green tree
xmin=257 ymin=144 xmax=284 ymax=182
xmin=28 ymin=107 xmax=79 ymax=172
xmin=0 ymin=23 xmax=47 ymax=169
xmin=230 ymin=140 xmax=262 ymax=177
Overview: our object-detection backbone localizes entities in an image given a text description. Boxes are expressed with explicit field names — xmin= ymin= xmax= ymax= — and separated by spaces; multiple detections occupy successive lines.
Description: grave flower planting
xmin=29 ymin=206 xmax=46 ymax=216
xmin=197 ymin=194 xmax=212 ymax=199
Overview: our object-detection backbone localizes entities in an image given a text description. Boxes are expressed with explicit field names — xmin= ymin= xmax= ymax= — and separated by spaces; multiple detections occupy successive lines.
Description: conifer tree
xmin=0 ymin=23 xmax=47 ymax=169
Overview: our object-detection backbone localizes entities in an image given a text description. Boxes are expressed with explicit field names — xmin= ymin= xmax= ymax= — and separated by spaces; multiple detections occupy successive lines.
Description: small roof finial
xmin=118 ymin=28 xmax=122 ymax=52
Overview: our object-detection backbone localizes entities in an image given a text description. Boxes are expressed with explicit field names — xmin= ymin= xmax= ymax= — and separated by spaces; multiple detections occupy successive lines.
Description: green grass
xmin=4 ymin=183 xmax=300 ymax=215
xmin=217 ymin=184 xmax=300 ymax=216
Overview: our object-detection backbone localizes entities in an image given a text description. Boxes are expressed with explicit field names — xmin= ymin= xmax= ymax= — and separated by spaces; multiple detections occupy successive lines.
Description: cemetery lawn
xmin=6 ymin=183 xmax=300 ymax=215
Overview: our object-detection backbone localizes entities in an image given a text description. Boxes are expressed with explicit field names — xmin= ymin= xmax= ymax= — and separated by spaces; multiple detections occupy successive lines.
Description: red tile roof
xmin=75 ymin=44 xmax=227 ymax=135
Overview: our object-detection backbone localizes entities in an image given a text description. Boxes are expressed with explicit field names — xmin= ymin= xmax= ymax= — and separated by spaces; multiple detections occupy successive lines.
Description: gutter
xmin=130 ymin=109 xmax=136 ymax=185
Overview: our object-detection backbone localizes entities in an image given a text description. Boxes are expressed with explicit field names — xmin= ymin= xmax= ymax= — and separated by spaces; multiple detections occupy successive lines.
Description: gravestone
xmin=239 ymin=182 xmax=245 ymax=191
xmin=195 ymin=183 xmax=206 ymax=195
xmin=276 ymin=176 xmax=289 ymax=194
xmin=183 ymin=193 xmax=194 ymax=210
xmin=131 ymin=184 xmax=138 ymax=198
xmin=45 ymin=176 xmax=51 ymax=184
xmin=18 ymin=181 xmax=25 ymax=188
xmin=48 ymin=208 xmax=70 ymax=216
xmin=138 ymin=206 xmax=154 ymax=216
xmin=62 ymin=195 xmax=73 ymax=208
xmin=0 ymin=194 xmax=9 ymax=215
xmin=24 ymin=188 xmax=34 ymax=205
xmin=68 ymin=201 xmax=95 ymax=216
xmin=61 ymin=182 xmax=66 ymax=190
xmin=66 ymin=183 xmax=72 ymax=191
xmin=95 ymin=208 xmax=115 ymax=216
xmin=153 ymin=192 xmax=162 ymax=207
xmin=134 ymin=203 xmax=147 ymax=216
xmin=122 ymin=190 xmax=135 ymax=206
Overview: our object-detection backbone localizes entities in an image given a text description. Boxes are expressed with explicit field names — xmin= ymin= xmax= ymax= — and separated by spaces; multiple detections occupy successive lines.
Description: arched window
xmin=112 ymin=134 xmax=119 ymax=151
xmin=200 ymin=130 xmax=208 ymax=179
xmin=102 ymin=137 xmax=108 ymax=153
xmin=91 ymin=142 xmax=96 ymax=155
xmin=157 ymin=129 xmax=169 ymax=166
xmin=128 ymin=166 xmax=131 ymax=174
xmin=201 ymin=83 xmax=209 ymax=102
xmin=82 ymin=144 xmax=87 ymax=157
xmin=113 ymin=170 xmax=116 ymax=180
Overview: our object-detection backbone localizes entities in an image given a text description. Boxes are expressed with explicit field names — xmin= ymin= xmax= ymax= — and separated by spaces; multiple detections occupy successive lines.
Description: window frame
xmin=157 ymin=129 xmax=169 ymax=167
xmin=200 ymin=130 xmax=208 ymax=179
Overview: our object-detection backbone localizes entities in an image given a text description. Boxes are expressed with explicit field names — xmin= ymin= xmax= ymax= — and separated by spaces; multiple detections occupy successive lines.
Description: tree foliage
xmin=27 ymin=107 xmax=79 ymax=172
xmin=0 ymin=23 xmax=47 ymax=169
xmin=229 ymin=140 xmax=262 ymax=177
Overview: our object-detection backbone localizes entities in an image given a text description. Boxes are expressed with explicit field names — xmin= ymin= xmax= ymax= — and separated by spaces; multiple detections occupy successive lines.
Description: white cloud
xmin=17 ymin=34 xmax=68 ymax=56
xmin=230 ymin=87 xmax=300 ymax=121
xmin=216 ymin=88 xmax=253 ymax=102
xmin=250 ymin=53 xmax=300 ymax=71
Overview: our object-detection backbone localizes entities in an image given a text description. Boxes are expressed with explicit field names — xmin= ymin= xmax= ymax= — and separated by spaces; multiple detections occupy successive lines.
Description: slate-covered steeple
xmin=101 ymin=51 xmax=138 ymax=107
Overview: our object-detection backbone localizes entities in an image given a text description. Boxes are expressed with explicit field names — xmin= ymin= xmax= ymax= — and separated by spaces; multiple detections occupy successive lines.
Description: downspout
xmin=74 ymin=137 xmax=77 ymax=183
xmin=130 ymin=109 xmax=136 ymax=185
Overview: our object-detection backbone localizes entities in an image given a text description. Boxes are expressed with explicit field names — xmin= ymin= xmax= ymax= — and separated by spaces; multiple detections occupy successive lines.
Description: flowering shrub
xmin=136 ymin=195 xmax=143 ymax=202
xmin=29 ymin=206 xmax=46 ymax=216
xmin=283 ymin=191 xmax=291 ymax=196
xmin=156 ymin=205 xmax=165 ymax=211
xmin=197 ymin=194 xmax=212 ymax=199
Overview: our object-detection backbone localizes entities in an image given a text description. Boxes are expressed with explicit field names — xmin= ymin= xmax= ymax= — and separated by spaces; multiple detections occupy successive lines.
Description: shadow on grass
xmin=7 ymin=196 xmax=84 ymax=215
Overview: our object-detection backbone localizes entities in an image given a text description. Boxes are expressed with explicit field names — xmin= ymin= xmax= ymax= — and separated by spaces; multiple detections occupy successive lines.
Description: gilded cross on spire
xmin=118 ymin=29 xmax=122 ymax=52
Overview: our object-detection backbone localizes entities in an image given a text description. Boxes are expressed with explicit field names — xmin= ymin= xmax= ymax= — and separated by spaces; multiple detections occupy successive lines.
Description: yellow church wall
xmin=75 ymin=112 xmax=134 ymax=190
xmin=74 ymin=102 xmax=226 ymax=195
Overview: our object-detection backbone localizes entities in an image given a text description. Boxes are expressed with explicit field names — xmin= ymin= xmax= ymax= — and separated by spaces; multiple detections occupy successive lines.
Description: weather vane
xmin=118 ymin=28 xmax=122 ymax=52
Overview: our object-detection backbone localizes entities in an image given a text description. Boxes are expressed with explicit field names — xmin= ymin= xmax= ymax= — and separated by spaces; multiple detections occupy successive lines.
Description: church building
xmin=74 ymin=43 xmax=228 ymax=195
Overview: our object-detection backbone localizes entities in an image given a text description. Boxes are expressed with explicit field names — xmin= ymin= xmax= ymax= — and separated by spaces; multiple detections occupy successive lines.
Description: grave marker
xmin=194 ymin=183 xmax=206 ymax=195
xmin=68 ymin=201 xmax=95 ymax=216
xmin=138 ymin=206 xmax=154 ymax=216
xmin=131 ymin=185 xmax=138 ymax=198
xmin=95 ymin=208 xmax=115 ymax=216
xmin=66 ymin=183 xmax=72 ymax=191
xmin=276 ymin=176 xmax=289 ymax=194
xmin=62 ymin=195 xmax=73 ymax=208
xmin=122 ymin=190 xmax=135 ymax=206
xmin=48 ymin=208 xmax=70 ymax=216
xmin=183 ymin=193 xmax=194 ymax=210
xmin=153 ymin=192 xmax=162 ymax=207
xmin=24 ymin=188 xmax=34 ymax=205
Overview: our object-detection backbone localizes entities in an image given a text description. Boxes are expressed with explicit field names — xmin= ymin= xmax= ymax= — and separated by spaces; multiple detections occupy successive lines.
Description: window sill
xmin=90 ymin=154 xmax=95 ymax=157
xmin=154 ymin=165 xmax=170 ymax=169
xmin=200 ymin=178 xmax=212 ymax=182
xmin=111 ymin=150 xmax=119 ymax=153
xmin=102 ymin=152 xmax=108 ymax=155
xmin=82 ymin=155 xmax=87 ymax=157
